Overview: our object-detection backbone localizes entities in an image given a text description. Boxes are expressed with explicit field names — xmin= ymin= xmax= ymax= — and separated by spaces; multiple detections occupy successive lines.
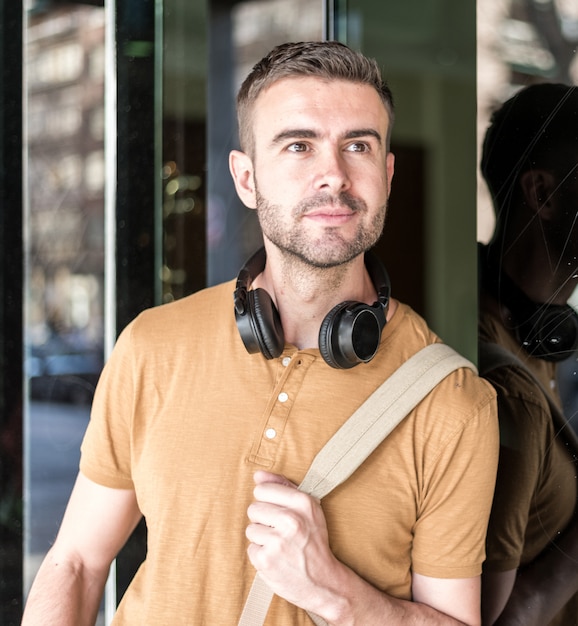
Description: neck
xmin=255 ymin=247 xmax=377 ymax=349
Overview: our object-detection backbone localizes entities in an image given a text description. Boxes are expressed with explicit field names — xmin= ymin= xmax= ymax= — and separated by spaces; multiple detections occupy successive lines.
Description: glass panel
xmin=342 ymin=0 xmax=477 ymax=359
xmin=477 ymin=3 xmax=578 ymax=622
xmin=477 ymin=1 xmax=578 ymax=425
xmin=161 ymin=0 xmax=208 ymax=303
xmin=23 ymin=6 xmax=106 ymax=625
xmin=205 ymin=0 xmax=323 ymax=287
xmin=162 ymin=0 xmax=325 ymax=302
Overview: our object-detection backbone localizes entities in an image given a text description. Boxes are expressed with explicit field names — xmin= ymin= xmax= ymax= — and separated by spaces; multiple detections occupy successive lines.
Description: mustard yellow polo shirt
xmin=81 ymin=281 xmax=498 ymax=624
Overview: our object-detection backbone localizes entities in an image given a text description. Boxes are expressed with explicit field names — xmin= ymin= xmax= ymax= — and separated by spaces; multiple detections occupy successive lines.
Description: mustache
xmin=294 ymin=192 xmax=367 ymax=216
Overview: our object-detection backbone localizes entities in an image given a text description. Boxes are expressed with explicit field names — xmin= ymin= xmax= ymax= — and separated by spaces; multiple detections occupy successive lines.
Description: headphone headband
xmin=234 ymin=247 xmax=391 ymax=368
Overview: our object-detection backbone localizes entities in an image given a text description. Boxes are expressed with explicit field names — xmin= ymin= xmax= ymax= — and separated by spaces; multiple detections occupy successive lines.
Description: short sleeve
xmin=412 ymin=379 xmax=499 ymax=578
xmin=80 ymin=322 xmax=136 ymax=489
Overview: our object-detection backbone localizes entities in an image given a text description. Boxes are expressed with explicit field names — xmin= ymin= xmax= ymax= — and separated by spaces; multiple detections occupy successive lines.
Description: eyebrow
xmin=271 ymin=128 xmax=383 ymax=145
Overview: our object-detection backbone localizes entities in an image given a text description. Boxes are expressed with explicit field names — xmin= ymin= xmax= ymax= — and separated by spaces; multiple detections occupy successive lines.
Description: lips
xmin=304 ymin=207 xmax=355 ymax=218
xmin=296 ymin=192 xmax=365 ymax=218
xmin=301 ymin=207 xmax=358 ymax=226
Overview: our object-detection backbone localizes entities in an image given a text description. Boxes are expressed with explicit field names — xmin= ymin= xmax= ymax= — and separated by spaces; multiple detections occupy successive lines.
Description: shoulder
xmin=377 ymin=302 xmax=497 ymax=430
xmin=123 ymin=280 xmax=236 ymax=343
xmin=382 ymin=302 xmax=493 ymax=396
xmin=384 ymin=301 xmax=437 ymax=347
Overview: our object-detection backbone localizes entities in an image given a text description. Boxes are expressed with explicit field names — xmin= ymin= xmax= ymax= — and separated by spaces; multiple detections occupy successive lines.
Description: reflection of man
xmin=23 ymin=41 xmax=498 ymax=624
xmin=478 ymin=83 xmax=578 ymax=625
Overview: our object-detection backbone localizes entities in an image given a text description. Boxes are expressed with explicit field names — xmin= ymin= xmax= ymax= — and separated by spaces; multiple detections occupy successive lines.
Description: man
xmin=478 ymin=83 xmax=578 ymax=625
xmin=23 ymin=41 xmax=498 ymax=625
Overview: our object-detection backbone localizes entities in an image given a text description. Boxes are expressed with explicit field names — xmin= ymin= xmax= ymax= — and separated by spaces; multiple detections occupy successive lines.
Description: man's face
xmin=246 ymin=76 xmax=395 ymax=268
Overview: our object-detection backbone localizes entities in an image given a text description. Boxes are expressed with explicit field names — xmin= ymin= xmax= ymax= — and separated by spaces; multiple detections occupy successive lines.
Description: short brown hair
xmin=236 ymin=41 xmax=395 ymax=155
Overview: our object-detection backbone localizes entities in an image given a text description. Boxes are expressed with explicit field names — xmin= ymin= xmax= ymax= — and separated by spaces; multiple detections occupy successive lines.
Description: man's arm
xmin=246 ymin=471 xmax=481 ymax=625
xmin=483 ymin=515 xmax=578 ymax=626
xmin=22 ymin=472 xmax=142 ymax=626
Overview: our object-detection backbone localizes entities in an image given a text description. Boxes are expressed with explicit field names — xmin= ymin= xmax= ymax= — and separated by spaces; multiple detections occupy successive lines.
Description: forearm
xmin=493 ymin=517 xmax=578 ymax=626
xmin=309 ymin=561 xmax=476 ymax=626
xmin=248 ymin=473 xmax=480 ymax=625
xmin=22 ymin=547 xmax=108 ymax=626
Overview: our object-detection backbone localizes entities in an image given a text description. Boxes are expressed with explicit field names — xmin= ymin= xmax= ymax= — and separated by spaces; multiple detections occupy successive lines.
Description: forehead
xmin=251 ymin=76 xmax=390 ymax=137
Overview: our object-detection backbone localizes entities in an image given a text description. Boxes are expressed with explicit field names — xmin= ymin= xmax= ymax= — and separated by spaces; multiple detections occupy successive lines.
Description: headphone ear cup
xmin=319 ymin=302 xmax=352 ymax=369
xmin=319 ymin=301 xmax=383 ymax=369
xmin=246 ymin=288 xmax=285 ymax=359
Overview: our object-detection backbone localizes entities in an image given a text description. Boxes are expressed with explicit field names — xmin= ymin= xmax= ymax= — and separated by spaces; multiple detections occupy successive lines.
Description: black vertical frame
xmin=113 ymin=0 xmax=157 ymax=602
xmin=115 ymin=0 xmax=158 ymax=332
xmin=0 ymin=0 xmax=23 ymax=623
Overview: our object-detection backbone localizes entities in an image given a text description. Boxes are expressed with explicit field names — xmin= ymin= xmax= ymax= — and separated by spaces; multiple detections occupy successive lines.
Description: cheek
xmin=365 ymin=171 xmax=391 ymax=206
xmin=350 ymin=160 xmax=390 ymax=191
xmin=257 ymin=170 xmax=305 ymax=205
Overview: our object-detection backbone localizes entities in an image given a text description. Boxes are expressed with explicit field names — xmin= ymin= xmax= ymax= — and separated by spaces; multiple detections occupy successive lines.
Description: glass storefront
xmin=0 ymin=0 xmax=576 ymax=622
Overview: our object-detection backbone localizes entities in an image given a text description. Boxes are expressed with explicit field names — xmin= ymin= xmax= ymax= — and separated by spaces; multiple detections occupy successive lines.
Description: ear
xmin=386 ymin=152 xmax=395 ymax=198
xmin=229 ymin=150 xmax=257 ymax=209
xmin=519 ymin=169 xmax=557 ymax=220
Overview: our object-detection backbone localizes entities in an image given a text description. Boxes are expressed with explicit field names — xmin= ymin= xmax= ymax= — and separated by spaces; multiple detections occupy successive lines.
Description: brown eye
xmin=347 ymin=142 xmax=369 ymax=153
xmin=287 ymin=142 xmax=308 ymax=153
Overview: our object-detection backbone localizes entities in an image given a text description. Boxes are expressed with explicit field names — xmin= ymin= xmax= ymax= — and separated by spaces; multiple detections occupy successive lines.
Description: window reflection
xmin=477 ymin=0 xmax=578 ymax=422
xmin=163 ymin=0 xmax=323 ymax=299
xmin=24 ymin=3 xmax=105 ymax=603
xmin=477 ymin=5 xmax=578 ymax=620
xmin=478 ymin=0 xmax=578 ymax=242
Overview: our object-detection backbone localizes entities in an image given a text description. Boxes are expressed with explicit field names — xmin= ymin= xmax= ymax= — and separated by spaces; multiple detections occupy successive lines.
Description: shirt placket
xmin=248 ymin=351 xmax=315 ymax=467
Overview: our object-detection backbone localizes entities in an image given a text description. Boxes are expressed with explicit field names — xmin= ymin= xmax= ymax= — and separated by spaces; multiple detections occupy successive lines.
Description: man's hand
xmin=245 ymin=470 xmax=480 ymax=626
xmin=245 ymin=470 xmax=344 ymax=614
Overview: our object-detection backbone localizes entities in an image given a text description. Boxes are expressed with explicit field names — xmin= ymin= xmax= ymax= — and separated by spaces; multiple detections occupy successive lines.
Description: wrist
xmin=310 ymin=561 xmax=359 ymax=626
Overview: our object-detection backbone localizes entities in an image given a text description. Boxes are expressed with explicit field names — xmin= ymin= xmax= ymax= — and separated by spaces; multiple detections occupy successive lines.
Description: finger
xmin=245 ymin=520 xmax=276 ymax=546
xmin=253 ymin=470 xmax=297 ymax=488
xmin=247 ymin=499 xmax=302 ymax=531
xmin=252 ymin=481 xmax=305 ymax=509
xmin=247 ymin=500 xmax=283 ymax=525
xmin=246 ymin=537 xmax=271 ymax=570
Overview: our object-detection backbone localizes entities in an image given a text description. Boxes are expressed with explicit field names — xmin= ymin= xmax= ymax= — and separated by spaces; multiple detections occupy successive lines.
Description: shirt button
xmin=278 ymin=392 xmax=289 ymax=403
xmin=265 ymin=428 xmax=276 ymax=439
xmin=282 ymin=356 xmax=291 ymax=367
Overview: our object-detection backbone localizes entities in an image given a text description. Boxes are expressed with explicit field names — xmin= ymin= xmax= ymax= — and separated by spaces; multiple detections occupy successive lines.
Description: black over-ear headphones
xmin=479 ymin=246 xmax=578 ymax=362
xmin=233 ymin=247 xmax=391 ymax=369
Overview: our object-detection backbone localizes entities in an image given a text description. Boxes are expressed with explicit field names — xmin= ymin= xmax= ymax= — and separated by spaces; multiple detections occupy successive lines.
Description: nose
xmin=313 ymin=148 xmax=351 ymax=194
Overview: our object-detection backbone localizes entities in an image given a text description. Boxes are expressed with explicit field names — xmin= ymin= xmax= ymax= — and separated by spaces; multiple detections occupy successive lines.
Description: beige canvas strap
xmin=238 ymin=343 xmax=475 ymax=626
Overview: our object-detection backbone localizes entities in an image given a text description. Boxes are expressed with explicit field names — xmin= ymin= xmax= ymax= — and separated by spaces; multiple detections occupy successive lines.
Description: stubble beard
xmin=255 ymin=189 xmax=387 ymax=269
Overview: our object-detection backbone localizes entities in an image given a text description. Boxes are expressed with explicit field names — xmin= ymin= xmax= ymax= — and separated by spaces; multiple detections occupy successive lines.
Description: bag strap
xmin=238 ymin=343 xmax=476 ymax=626
xmin=478 ymin=341 xmax=578 ymax=456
